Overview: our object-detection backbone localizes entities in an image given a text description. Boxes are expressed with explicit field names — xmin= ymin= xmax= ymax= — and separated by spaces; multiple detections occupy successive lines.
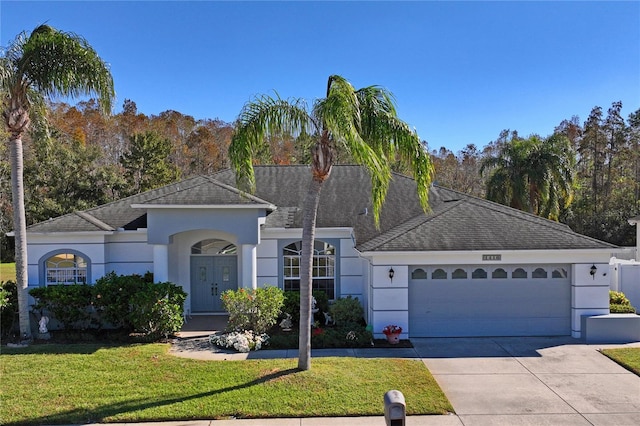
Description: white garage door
xmin=409 ymin=265 xmax=571 ymax=337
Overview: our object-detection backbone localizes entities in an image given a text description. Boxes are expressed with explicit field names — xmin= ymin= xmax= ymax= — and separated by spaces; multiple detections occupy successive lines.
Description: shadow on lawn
xmin=2 ymin=343 xmax=118 ymax=355
xmin=5 ymin=367 xmax=300 ymax=425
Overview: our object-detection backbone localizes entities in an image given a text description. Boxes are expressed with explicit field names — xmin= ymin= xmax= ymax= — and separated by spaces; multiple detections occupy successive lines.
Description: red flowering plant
xmin=382 ymin=325 xmax=402 ymax=336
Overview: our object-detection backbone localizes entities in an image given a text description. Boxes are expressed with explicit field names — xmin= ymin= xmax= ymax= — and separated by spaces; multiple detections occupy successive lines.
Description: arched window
xmin=283 ymin=240 xmax=335 ymax=299
xmin=45 ymin=253 xmax=88 ymax=285
xmin=492 ymin=268 xmax=508 ymax=279
xmin=472 ymin=268 xmax=487 ymax=279
xmin=552 ymin=268 xmax=568 ymax=279
xmin=411 ymin=268 xmax=427 ymax=279
xmin=532 ymin=268 xmax=548 ymax=279
xmin=512 ymin=268 xmax=528 ymax=279
xmin=191 ymin=239 xmax=237 ymax=255
xmin=452 ymin=268 xmax=467 ymax=279
xmin=431 ymin=268 xmax=447 ymax=280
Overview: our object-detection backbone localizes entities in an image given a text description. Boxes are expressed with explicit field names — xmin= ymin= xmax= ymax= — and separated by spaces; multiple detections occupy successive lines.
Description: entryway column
xmin=153 ymin=244 xmax=169 ymax=283
xmin=241 ymin=244 xmax=257 ymax=289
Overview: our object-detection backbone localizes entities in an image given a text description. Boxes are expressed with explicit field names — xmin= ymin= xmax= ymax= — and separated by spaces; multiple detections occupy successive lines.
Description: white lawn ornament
xmin=279 ymin=313 xmax=293 ymax=331
xmin=323 ymin=311 xmax=334 ymax=326
xmin=39 ymin=316 xmax=49 ymax=334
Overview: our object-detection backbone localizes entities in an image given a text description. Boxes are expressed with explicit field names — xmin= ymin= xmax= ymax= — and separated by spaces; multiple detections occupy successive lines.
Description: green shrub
xmin=329 ymin=296 xmax=364 ymax=326
xmin=0 ymin=281 xmax=18 ymax=336
xmin=281 ymin=290 xmax=330 ymax=325
xmin=28 ymin=274 xmax=186 ymax=338
xmin=609 ymin=290 xmax=637 ymax=314
xmin=222 ymin=286 xmax=284 ymax=334
xmin=312 ymin=326 xmax=373 ymax=348
xmin=610 ymin=303 xmax=637 ymax=314
xmin=268 ymin=324 xmax=373 ymax=349
xmin=30 ymin=284 xmax=95 ymax=330
xmin=129 ymin=282 xmax=186 ymax=338
xmin=610 ymin=290 xmax=631 ymax=306
xmin=93 ymin=272 xmax=148 ymax=330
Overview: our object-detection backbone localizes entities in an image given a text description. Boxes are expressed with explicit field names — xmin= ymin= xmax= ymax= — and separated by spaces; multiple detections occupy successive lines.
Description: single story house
xmin=25 ymin=165 xmax=629 ymax=339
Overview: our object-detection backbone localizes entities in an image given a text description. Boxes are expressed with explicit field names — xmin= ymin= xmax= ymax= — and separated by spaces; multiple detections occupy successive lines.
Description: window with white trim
xmin=45 ymin=253 xmax=88 ymax=285
xmin=283 ymin=240 xmax=335 ymax=299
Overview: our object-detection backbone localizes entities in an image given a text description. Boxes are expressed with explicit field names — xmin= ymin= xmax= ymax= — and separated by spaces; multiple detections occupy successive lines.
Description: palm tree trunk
xmin=9 ymin=135 xmax=31 ymax=339
xmin=298 ymin=177 xmax=322 ymax=371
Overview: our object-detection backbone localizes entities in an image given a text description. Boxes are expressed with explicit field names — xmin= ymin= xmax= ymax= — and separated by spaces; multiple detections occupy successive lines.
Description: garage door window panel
xmin=452 ymin=268 xmax=467 ymax=279
xmin=431 ymin=268 xmax=447 ymax=280
xmin=492 ymin=268 xmax=508 ymax=279
xmin=512 ymin=268 xmax=528 ymax=279
xmin=552 ymin=268 xmax=568 ymax=279
xmin=532 ymin=268 xmax=548 ymax=279
xmin=411 ymin=268 xmax=427 ymax=279
xmin=472 ymin=268 xmax=487 ymax=279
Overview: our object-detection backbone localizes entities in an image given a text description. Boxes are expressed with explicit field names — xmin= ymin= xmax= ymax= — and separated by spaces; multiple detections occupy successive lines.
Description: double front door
xmin=190 ymin=256 xmax=237 ymax=312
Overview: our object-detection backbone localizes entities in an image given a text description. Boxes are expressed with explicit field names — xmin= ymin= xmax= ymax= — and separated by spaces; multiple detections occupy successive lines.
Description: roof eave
xmin=130 ymin=203 xmax=277 ymax=211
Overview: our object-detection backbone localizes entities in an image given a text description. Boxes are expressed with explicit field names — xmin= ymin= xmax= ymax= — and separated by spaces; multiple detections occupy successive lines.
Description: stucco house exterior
xmin=25 ymin=165 xmax=628 ymax=339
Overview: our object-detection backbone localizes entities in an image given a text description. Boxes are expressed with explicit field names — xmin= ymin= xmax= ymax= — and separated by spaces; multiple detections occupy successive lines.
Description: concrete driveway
xmin=413 ymin=337 xmax=640 ymax=425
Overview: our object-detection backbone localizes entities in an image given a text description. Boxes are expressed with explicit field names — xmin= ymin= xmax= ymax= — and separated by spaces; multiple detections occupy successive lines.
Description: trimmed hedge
xmin=0 ymin=281 xmax=18 ymax=337
xmin=29 ymin=273 xmax=186 ymax=338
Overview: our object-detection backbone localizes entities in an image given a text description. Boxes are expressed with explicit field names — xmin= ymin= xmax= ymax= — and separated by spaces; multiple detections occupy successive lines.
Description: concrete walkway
xmin=92 ymin=336 xmax=640 ymax=426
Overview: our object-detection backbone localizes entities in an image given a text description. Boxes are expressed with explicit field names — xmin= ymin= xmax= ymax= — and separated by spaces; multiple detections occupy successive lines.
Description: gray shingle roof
xmin=27 ymin=165 xmax=616 ymax=251
xmin=135 ymin=176 xmax=274 ymax=207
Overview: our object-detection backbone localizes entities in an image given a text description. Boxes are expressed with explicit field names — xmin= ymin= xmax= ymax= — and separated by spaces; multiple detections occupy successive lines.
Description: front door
xmin=190 ymin=256 xmax=237 ymax=312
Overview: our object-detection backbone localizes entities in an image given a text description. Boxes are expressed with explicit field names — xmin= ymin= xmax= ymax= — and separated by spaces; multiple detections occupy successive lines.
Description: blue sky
xmin=1 ymin=1 xmax=638 ymax=153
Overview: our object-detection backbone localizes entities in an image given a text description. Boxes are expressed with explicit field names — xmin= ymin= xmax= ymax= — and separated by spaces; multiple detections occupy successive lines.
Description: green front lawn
xmin=601 ymin=347 xmax=640 ymax=375
xmin=0 ymin=262 xmax=16 ymax=282
xmin=0 ymin=344 xmax=453 ymax=424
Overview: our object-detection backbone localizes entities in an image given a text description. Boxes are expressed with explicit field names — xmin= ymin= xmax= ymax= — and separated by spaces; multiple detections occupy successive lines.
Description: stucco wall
xmin=571 ymin=263 xmax=610 ymax=338
xmin=104 ymin=231 xmax=153 ymax=276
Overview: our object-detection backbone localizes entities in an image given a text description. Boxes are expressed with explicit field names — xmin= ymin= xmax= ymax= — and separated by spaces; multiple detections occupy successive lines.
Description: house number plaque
xmin=482 ymin=254 xmax=502 ymax=261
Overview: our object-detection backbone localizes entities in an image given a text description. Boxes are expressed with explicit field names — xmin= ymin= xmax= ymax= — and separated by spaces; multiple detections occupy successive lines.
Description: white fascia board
xmin=261 ymin=227 xmax=353 ymax=240
xmin=131 ymin=203 xmax=276 ymax=210
xmin=24 ymin=230 xmax=114 ymax=237
xmin=359 ymin=249 xmax=620 ymax=265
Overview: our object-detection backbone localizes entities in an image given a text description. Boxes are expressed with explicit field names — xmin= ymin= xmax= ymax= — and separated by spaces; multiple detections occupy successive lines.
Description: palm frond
xmin=18 ymin=25 xmax=114 ymax=114
xmin=229 ymin=94 xmax=313 ymax=192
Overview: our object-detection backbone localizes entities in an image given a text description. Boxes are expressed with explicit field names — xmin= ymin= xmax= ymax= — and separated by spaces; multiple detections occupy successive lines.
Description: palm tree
xmin=480 ymin=134 xmax=575 ymax=219
xmin=1 ymin=25 xmax=114 ymax=339
xmin=230 ymin=75 xmax=433 ymax=370
xmin=480 ymin=137 xmax=531 ymax=211
xmin=528 ymin=134 xmax=575 ymax=220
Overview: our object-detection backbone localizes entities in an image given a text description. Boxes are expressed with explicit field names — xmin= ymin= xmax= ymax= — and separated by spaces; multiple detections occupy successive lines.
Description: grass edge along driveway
xmin=1 ymin=343 xmax=453 ymax=425
xmin=601 ymin=347 xmax=640 ymax=376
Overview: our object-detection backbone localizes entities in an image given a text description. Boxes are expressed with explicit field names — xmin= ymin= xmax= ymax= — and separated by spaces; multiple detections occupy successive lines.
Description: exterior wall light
xmin=590 ymin=264 xmax=597 ymax=279
xmin=388 ymin=267 xmax=395 ymax=282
